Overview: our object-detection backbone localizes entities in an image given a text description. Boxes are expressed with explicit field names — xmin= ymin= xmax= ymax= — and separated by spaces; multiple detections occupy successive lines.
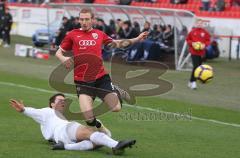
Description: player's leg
xmin=78 ymin=94 xmax=104 ymax=128
xmin=113 ymin=85 xmax=135 ymax=104
xmin=75 ymin=126 xmax=136 ymax=155
xmin=103 ymin=92 xmax=121 ymax=112
xmin=66 ymin=121 xmax=110 ymax=141
xmin=89 ymin=131 xmax=136 ymax=155
xmin=6 ymin=29 xmax=10 ymax=45
xmin=0 ymin=28 xmax=3 ymax=46
xmin=78 ymin=94 xmax=95 ymax=122
xmin=72 ymin=125 xmax=118 ymax=149
xmin=74 ymin=125 xmax=130 ymax=149
xmin=192 ymin=55 xmax=203 ymax=76
xmin=75 ymin=81 xmax=102 ymax=128
xmin=75 ymin=81 xmax=115 ymax=131
xmin=189 ymin=54 xmax=202 ymax=89
xmin=2 ymin=30 xmax=7 ymax=47
xmin=53 ymin=122 xmax=98 ymax=150
xmin=96 ymin=119 xmax=111 ymax=137
xmin=64 ymin=140 xmax=95 ymax=151
xmin=95 ymin=75 xmax=121 ymax=112
xmin=54 ymin=123 xmax=135 ymax=154
xmin=102 ymin=86 xmax=134 ymax=111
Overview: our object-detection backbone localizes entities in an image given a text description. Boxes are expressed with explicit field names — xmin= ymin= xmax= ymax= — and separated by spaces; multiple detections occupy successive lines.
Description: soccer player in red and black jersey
xmin=55 ymin=8 xmax=148 ymax=129
xmin=186 ymin=20 xmax=211 ymax=89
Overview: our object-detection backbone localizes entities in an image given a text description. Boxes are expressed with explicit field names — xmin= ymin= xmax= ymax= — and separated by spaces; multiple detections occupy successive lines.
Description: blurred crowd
xmin=134 ymin=0 xmax=157 ymax=2
xmin=55 ymin=16 xmax=175 ymax=47
xmin=201 ymin=0 xmax=240 ymax=12
xmin=53 ymin=16 xmax=175 ymax=61
xmin=7 ymin=0 xmax=46 ymax=3
xmin=53 ymin=16 xmax=220 ymax=62
xmin=6 ymin=0 xmax=240 ymax=7
xmin=201 ymin=0 xmax=226 ymax=11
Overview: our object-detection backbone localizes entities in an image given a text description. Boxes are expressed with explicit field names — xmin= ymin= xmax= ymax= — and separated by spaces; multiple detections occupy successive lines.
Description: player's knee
xmin=76 ymin=126 xmax=95 ymax=140
xmin=112 ymin=104 xmax=121 ymax=112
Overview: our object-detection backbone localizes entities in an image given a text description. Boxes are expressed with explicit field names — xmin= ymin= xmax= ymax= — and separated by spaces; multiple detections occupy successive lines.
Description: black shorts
xmin=75 ymin=74 xmax=115 ymax=100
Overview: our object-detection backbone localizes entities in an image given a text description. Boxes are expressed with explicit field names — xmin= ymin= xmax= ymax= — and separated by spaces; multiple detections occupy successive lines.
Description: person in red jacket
xmin=186 ymin=20 xmax=211 ymax=89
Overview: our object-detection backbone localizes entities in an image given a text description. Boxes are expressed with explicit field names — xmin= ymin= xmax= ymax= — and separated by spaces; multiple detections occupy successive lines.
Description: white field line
xmin=1 ymin=81 xmax=240 ymax=128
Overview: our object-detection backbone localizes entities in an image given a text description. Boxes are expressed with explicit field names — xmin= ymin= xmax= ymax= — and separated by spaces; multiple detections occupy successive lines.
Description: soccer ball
xmin=194 ymin=64 xmax=213 ymax=83
xmin=192 ymin=42 xmax=205 ymax=50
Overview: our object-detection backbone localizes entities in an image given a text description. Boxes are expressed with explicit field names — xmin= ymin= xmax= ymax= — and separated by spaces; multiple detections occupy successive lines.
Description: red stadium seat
xmin=67 ymin=0 xmax=81 ymax=3
xmin=152 ymin=3 xmax=161 ymax=8
xmin=128 ymin=0 xmax=240 ymax=19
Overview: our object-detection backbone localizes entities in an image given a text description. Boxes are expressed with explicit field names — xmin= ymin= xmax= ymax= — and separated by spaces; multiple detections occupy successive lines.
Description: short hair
xmin=145 ymin=21 xmax=150 ymax=25
xmin=79 ymin=8 xmax=94 ymax=18
xmin=123 ymin=20 xmax=132 ymax=27
xmin=97 ymin=18 xmax=104 ymax=23
xmin=62 ymin=16 xmax=68 ymax=20
xmin=49 ymin=93 xmax=65 ymax=108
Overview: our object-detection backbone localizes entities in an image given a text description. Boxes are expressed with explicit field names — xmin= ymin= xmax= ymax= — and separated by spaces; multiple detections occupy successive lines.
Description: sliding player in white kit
xmin=9 ymin=93 xmax=135 ymax=155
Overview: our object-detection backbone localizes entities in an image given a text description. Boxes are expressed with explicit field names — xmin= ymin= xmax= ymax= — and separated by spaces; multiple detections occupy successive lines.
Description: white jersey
xmin=23 ymin=107 xmax=72 ymax=141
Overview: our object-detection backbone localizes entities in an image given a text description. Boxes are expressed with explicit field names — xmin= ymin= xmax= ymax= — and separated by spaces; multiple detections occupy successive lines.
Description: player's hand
xmin=192 ymin=42 xmax=205 ymax=50
xmin=137 ymin=31 xmax=149 ymax=41
xmin=63 ymin=57 xmax=73 ymax=69
xmin=9 ymin=99 xmax=25 ymax=113
xmin=192 ymin=42 xmax=197 ymax=47
xmin=201 ymin=43 xmax=206 ymax=49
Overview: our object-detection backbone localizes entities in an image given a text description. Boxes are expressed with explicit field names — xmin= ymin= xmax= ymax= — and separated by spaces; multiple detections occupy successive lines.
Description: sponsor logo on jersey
xmin=79 ymin=40 xmax=96 ymax=46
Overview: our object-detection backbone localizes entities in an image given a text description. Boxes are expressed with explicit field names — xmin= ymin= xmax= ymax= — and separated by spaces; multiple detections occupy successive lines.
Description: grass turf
xmin=0 ymin=35 xmax=240 ymax=158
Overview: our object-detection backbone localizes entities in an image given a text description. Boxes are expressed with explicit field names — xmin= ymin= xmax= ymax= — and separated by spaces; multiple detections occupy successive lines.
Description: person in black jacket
xmin=148 ymin=24 xmax=163 ymax=42
xmin=2 ymin=8 xmax=12 ymax=47
xmin=72 ymin=17 xmax=81 ymax=29
xmin=133 ymin=21 xmax=140 ymax=35
xmin=118 ymin=20 xmax=138 ymax=39
xmin=142 ymin=21 xmax=151 ymax=33
xmin=96 ymin=18 xmax=112 ymax=36
xmin=55 ymin=17 xmax=72 ymax=46
xmin=162 ymin=24 xmax=174 ymax=47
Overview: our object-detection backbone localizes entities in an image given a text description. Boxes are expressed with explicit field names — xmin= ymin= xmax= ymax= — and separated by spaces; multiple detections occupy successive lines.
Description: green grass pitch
xmin=0 ymin=36 xmax=240 ymax=158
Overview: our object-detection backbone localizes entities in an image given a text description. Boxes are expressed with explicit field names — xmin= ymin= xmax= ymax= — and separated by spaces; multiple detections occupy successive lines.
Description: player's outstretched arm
xmin=9 ymin=99 xmax=25 ymax=113
xmin=55 ymin=48 xmax=73 ymax=69
xmin=9 ymin=99 xmax=46 ymax=124
xmin=108 ymin=31 xmax=149 ymax=49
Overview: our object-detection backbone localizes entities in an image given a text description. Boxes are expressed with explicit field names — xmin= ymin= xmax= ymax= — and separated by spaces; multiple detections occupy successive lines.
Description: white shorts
xmin=54 ymin=121 xmax=82 ymax=144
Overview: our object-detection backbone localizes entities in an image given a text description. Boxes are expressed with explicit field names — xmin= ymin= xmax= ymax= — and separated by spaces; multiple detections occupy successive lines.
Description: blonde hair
xmin=80 ymin=8 xmax=94 ymax=18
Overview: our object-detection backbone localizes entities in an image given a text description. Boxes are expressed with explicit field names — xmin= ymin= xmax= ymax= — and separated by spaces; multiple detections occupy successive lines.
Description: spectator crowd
xmin=54 ymin=16 xmax=175 ymax=61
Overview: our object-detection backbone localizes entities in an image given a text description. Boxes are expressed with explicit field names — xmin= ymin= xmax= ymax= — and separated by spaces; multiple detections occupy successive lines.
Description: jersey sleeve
xmin=23 ymin=107 xmax=48 ymax=124
xmin=59 ymin=33 xmax=73 ymax=52
xmin=102 ymin=32 xmax=113 ymax=45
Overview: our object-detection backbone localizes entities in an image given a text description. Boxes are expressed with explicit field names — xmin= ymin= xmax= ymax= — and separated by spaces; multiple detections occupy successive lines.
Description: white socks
xmin=64 ymin=140 xmax=94 ymax=151
xmin=90 ymin=131 xmax=118 ymax=148
xmin=64 ymin=132 xmax=119 ymax=150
